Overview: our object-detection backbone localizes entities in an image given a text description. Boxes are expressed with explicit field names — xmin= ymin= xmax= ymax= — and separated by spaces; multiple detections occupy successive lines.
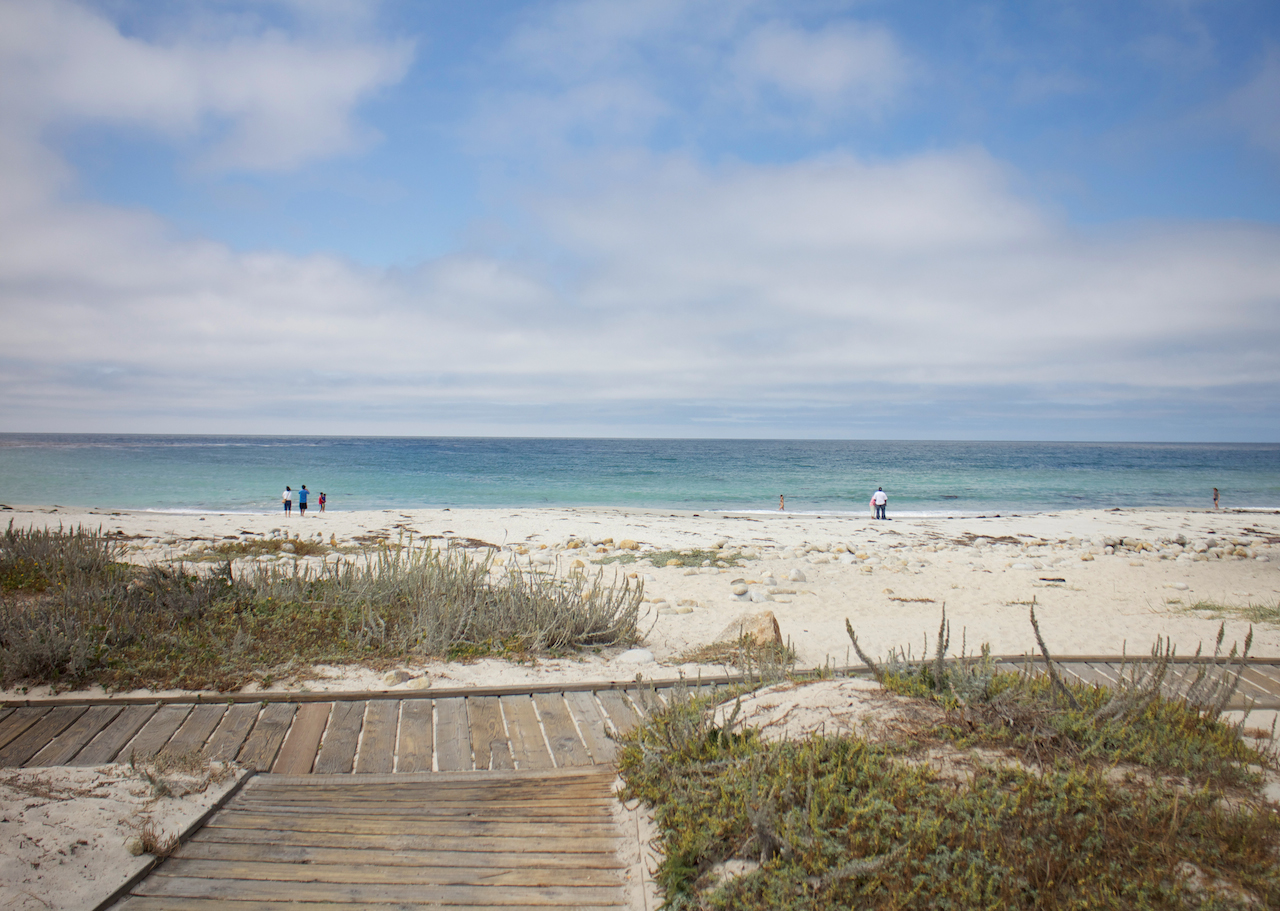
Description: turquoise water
xmin=0 ymin=435 xmax=1277 ymax=515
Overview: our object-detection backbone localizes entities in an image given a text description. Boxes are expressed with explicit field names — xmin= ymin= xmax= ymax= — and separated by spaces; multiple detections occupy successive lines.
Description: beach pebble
xmin=383 ymin=669 xmax=412 ymax=686
xmin=731 ymin=583 xmax=749 ymax=596
xmin=762 ymin=575 xmax=778 ymax=587
xmin=616 ymin=648 xmax=655 ymax=665
xmin=619 ymin=539 xmax=639 ymax=550
xmin=1011 ymin=563 xmax=1035 ymax=571
xmin=1167 ymin=582 xmax=1190 ymax=591
xmin=788 ymin=569 xmax=806 ymax=582
xmin=714 ymin=538 xmax=729 ymax=549
xmin=749 ymin=590 xmax=774 ymax=603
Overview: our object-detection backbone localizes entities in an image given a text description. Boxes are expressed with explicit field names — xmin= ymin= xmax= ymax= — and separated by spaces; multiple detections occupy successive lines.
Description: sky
xmin=1 ymin=0 xmax=1278 ymax=441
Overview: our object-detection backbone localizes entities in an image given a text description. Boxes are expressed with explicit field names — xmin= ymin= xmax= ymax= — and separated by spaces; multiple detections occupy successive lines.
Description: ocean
xmin=0 ymin=435 xmax=1277 ymax=516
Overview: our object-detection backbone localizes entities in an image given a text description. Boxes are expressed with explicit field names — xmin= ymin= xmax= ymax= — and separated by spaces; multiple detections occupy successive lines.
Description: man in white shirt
xmin=872 ymin=487 xmax=888 ymax=520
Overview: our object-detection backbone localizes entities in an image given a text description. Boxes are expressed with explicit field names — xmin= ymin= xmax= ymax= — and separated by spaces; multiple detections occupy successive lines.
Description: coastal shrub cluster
xmin=619 ymin=614 xmax=1279 ymax=909
xmin=0 ymin=523 xmax=643 ymax=691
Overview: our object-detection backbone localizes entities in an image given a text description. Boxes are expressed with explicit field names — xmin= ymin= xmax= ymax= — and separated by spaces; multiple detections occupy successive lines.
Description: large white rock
xmin=788 ymin=568 xmax=807 ymax=582
xmin=616 ymin=648 xmax=655 ymax=665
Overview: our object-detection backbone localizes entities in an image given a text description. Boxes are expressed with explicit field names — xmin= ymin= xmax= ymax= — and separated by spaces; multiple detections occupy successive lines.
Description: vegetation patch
xmin=619 ymin=610 xmax=1279 ymax=910
xmin=647 ymin=549 xmax=747 ymax=568
xmin=197 ymin=537 xmax=330 ymax=559
xmin=0 ymin=524 xmax=643 ymax=692
xmin=679 ymin=638 xmax=798 ymax=673
xmin=1184 ymin=598 xmax=1280 ymax=626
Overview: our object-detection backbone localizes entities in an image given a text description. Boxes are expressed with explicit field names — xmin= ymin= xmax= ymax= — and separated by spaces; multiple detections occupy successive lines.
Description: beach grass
xmin=0 ymin=523 xmax=643 ymax=692
xmin=618 ymin=615 xmax=1279 ymax=910
xmin=1184 ymin=598 xmax=1280 ymax=626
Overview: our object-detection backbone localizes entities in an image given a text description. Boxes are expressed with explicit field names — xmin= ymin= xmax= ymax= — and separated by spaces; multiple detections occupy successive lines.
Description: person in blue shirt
xmin=299 ymin=485 xmax=309 ymax=516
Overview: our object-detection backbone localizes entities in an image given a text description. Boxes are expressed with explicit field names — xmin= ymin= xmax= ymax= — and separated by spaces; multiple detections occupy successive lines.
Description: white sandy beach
xmin=5 ymin=499 xmax=1274 ymax=690
xmin=3 ymin=503 xmax=1279 ymax=909
xmin=3 ymin=502 xmax=1277 ymax=696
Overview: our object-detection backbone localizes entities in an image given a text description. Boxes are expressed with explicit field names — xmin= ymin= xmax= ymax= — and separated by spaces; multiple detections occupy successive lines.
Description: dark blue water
xmin=0 ymin=435 xmax=1276 ymax=515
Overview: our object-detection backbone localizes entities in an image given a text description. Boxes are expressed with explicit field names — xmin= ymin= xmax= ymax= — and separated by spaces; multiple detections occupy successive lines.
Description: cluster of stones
xmin=499 ymin=535 xmax=644 ymax=571
xmin=1096 ymin=534 xmax=1271 ymax=563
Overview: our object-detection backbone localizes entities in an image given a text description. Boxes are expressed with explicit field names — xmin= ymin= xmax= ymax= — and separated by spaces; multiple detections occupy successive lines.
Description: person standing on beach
xmin=779 ymin=494 xmax=785 ymax=511
xmin=299 ymin=485 xmax=309 ymax=516
xmin=282 ymin=486 xmax=292 ymax=516
xmin=872 ymin=486 xmax=888 ymax=520
xmin=318 ymin=492 xmax=326 ymax=513
xmin=1214 ymin=488 xmax=1220 ymax=509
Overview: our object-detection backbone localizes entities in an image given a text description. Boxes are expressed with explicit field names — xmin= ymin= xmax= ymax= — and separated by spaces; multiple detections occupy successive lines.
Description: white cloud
xmin=6 ymin=133 xmax=1277 ymax=435
xmin=731 ymin=20 xmax=909 ymax=114
xmin=0 ymin=0 xmax=413 ymax=170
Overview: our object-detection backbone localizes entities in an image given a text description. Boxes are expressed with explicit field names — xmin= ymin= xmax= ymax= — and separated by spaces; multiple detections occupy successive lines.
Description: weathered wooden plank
xmin=534 ymin=693 xmax=591 ymax=768
xmin=1245 ymin=664 xmax=1280 ymax=691
xmin=1059 ymin=662 xmax=1112 ymax=689
xmin=133 ymin=875 xmax=624 ymax=906
xmin=1084 ymin=662 xmax=1123 ymax=685
xmin=394 ymin=699 xmax=432 ymax=773
xmin=0 ymin=705 xmax=85 ymax=767
xmin=230 ymin=796 xmax=613 ymax=815
xmin=500 ymin=695 xmax=553 ymax=771
xmin=272 ymin=703 xmax=332 ymax=775
xmin=311 ymin=701 xmax=364 ymax=775
xmin=126 ymin=705 xmax=195 ymax=761
xmin=155 ymin=856 xmax=624 ymax=888
xmin=203 ymin=811 xmax=616 ymax=838
xmin=1235 ymin=666 xmax=1280 ymax=699
xmin=236 ymin=703 xmax=296 ymax=771
xmin=467 ymin=696 xmax=510 ymax=771
xmin=203 ymin=703 xmax=260 ymax=762
xmin=178 ymin=840 xmax=624 ymax=869
xmin=27 ymin=705 xmax=123 ymax=767
xmin=0 ymin=707 xmax=49 ymax=753
xmin=433 ymin=698 xmax=471 ymax=771
xmin=117 ymin=900 xmax=627 ymax=911
xmin=71 ymin=703 xmax=158 ymax=765
xmin=163 ymin=704 xmax=229 ymax=756
xmin=564 ymin=692 xmax=617 ymax=764
xmin=354 ymin=700 xmax=398 ymax=774
xmin=594 ymin=689 xmax=640 ymax=738
xmin=192 ymin=826 xmax=624 ymax=855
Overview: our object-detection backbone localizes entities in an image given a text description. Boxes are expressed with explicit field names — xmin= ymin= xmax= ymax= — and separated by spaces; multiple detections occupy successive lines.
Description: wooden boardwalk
xmin=111 ymin=768 xmax=636 ymax=910
xmin=0 ymin=683 xmax=685 ymax=774
xmin=1 ymin=660 xmax=1278 ymax=775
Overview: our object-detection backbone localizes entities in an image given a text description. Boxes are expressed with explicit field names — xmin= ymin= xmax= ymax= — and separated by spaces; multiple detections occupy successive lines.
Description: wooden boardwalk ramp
xmin=111 ymin=767 xmax=638 ymax=910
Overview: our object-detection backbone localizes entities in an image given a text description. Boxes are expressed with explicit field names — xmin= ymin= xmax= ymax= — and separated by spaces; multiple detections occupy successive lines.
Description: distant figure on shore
xmin=1213 ymin=487 xmax=1219 ymax=509
xmin=779 ymin=494 xmax=785 ymax=511
xmin=282 ymin=486 xmax=292 ymax=516
xmin=872 ymin=486 xmax=888 ymax=520
xmin=299 ymin=485 xmax=309 ymax=516
xmin=319 ymin=491 xmax=326 ymax=513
